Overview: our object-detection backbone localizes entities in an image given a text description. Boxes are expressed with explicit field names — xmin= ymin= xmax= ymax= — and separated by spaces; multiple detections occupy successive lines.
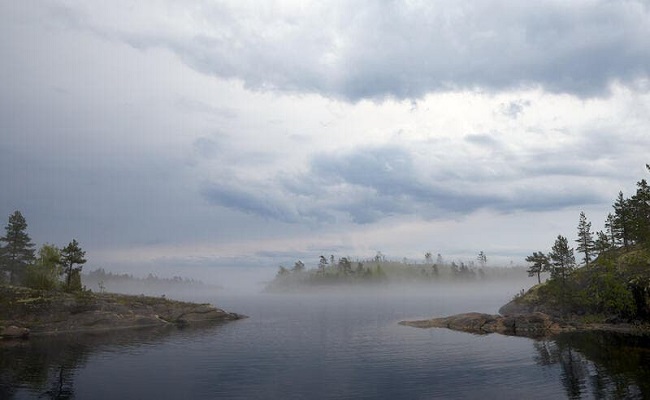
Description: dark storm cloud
xmin=201 ymin=183 xmax=300 ymax=222
xmin=200 ymin=144 xmax=606 ymax=224
xmin=66 ymin=0 xmax=650 ymax=101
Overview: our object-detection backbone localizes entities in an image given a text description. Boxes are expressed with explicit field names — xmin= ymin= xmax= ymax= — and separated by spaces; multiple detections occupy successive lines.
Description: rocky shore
xmin=400 ymin=311 xmax=650 ymax=338
xmin=0 ymin=285 xmax=245 ymax=339
xmin=400 ymin=312 xmax=567 ymax=337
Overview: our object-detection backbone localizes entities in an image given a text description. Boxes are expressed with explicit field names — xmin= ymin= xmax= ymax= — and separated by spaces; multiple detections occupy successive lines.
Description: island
xmin=402 ymin=167 xmax=650 ymax=338
xmin=0 ymin=285 xmax=245 ymax=339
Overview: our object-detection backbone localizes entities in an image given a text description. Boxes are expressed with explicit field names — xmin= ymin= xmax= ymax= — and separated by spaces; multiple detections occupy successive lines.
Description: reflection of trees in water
xmin=533 ymin=332 xmax=650 ymax=399
xmin=0 ymin=338 xmax=87 ymax=399
xmin=0 ymin=323 xmax=228 ymax=399
xmin=43 ymin=365 xmax=75 ymax=400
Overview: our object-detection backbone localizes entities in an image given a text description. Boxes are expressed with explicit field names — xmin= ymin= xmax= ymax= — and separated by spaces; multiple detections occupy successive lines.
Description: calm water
xmin=2 ymin=283 xmax=649 ymax=399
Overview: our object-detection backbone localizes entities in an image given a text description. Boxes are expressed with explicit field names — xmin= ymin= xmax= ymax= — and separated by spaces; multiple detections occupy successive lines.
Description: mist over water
xmin=5 ymin=268 xmax=649 ymax=399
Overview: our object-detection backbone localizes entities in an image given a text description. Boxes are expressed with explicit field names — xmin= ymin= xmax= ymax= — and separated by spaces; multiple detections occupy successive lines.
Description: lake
xmin=2 ymin=282 xmax=649 ymax=399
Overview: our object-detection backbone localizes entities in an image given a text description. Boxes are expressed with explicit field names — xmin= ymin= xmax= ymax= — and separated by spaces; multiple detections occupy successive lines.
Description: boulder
xmin=1 ymin=325 xmax=30 ymax=339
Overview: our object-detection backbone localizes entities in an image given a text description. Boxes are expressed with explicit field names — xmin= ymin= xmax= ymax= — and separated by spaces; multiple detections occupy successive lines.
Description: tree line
xmin=0 ymin=211 xmax=87 ymax=292
xmin=269 ymin=249 xmax=522 ymax=291
xmin=526 ymin=164 xmax=650 ymax=284
xmin=524 ymin=164 xmax=650 ymax=317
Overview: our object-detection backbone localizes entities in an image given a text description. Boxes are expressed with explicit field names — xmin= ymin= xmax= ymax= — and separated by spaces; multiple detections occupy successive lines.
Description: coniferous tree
xmin=316 ymin=255 xmax=328 ymax=275
xmin=593 ymin=231 xmax=611 ymax=255
xmin=477 ymin=251 xmax=487 ymax=268
xmin=613 ymin=191 xmax=633 ymax=247
xmin=629 ymin=178 xmax=650 ymax=246
xmin=604 ymin=213 xmax=618 ymax=247
xmin=575 ymin=211 xmax=595 ymax=267
xmin=292 ymin=260 xmax=305 ymax=273
xmin=60 ymin=239 xmax=86 ymax=290
xmin=525 ymin=251 xmax=549 ymax=284
xmin=0 ymin=211 xmax=36 ymax=284
xmin=548 ymin=235 xmax=575 ymax=282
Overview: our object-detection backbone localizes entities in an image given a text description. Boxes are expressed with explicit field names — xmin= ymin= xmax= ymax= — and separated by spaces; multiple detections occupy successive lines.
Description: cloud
xmin=499 ymin=100 xmax=531 ymax=118
xmin=201 ymin=182 xmax=300 ymax=222
xmin=199 ymin=143 xmax=608 ymax=225
xmin=54 ymin=0 xmax=650 ymax=101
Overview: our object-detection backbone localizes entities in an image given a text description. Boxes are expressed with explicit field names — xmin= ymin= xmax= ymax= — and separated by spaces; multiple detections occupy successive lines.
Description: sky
xmin=1 ymin=1 xmax=650 ymax=284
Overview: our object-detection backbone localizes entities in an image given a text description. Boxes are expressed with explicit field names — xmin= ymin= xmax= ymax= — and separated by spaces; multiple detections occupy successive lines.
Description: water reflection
xmin=0 ymin=323 xmax=230 ymax=399
xmin=534 ymin=331 xmax=650 ymax=399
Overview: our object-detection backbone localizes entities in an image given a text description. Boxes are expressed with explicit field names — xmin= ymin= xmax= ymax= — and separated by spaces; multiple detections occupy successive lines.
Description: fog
xmin=82 ymin=263 xmax=538 ymax=319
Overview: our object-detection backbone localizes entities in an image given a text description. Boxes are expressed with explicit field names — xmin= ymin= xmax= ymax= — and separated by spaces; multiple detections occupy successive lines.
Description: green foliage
xmin=575 ymin=211 xmax=595 ymax=266
xmin=66 ymin=269 xmax=83 ymax=293
xmin=0 ymin=210 xmax=36 ymax=285
xmin=61 ymin=239 xmax=87 ymax=291
xmin=630 ymin=179 xmax=650 ymax=246
xmin=549 ymin=235 xmax=575 ymax=282
xmin=525 ymin=251 xmax=549 ymax=284
xmin=593 ymin=272 xmax=635 ymax=317
xmin=24 ymin=244 xmax=63 ymax=291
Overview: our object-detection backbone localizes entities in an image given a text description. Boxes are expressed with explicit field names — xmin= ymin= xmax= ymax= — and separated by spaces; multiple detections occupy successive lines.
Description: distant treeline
xmin=83 ymin=268 xmax=220 ymax=296
xmin=266 ymin=251 xmax=526 ymax=292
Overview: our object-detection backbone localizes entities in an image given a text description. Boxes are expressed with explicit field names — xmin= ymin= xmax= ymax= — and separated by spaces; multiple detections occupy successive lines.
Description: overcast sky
xmin=2 ymin=1 xmax=649 ymax=284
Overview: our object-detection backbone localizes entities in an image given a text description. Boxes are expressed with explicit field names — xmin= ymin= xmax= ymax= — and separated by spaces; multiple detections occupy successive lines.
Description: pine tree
xmin=604 ymin=213 xmax=618 ymax=246
xmin=593 ymin=231 xmax=611 ymax=255
xmin=613 ymin=192 xmax=633 ymax=247
xmin=0 ymin=211 xmax=36 ymax=284
xmin=477 ymin=251 xmax=487 ymax=268
xmin=548 ymin=235 xmax=575 ymax=282
xmin=575 ymin=211 xmax=595 ymax=267
xmin=61 ymin=239 xmax=87 ymax=290
xmin=525 ymin=251 xmax=549 ymax=284
xmin=630 ymin=178 xmax=650 ymax=246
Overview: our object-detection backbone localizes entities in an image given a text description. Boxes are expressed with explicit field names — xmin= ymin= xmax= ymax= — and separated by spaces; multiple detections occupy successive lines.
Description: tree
xmin=593 ymin=231 xmax=611 ymax=255
xmin=629 ymin=178 xmax=650 ymax=246
xmin=0 ymin=211 xmax=36 ymax=284
xmin=612 ymin=191 xmax=633 ymax=247
xmin=575 ymin=211 xmax=594 ymax=267
xmin=60 ymin=239 xmax=87 ymax=290
xmin=477 ymin=251 xmax=487 ymax=268
xmin=424 ymin=252 xmax=433 ymax=264
xmin=604 ymin=213 xmax=617 ymax=246
xmin=292 ymin=260 xmax=305 ymax=273
xmin=318 ymin=255 xmax=328 ymax=274
xmin=277 ymin=266 xmax=289 ymax=276
xmin=548 ymin=235 xmax=575 ymax=282
xmin=525 ymin=251 xmax=549 ymax=284
xmin=338 ymin=257 xmax=352 ymax=274
xmin=25 ymin=244 xmax=62 ymax=290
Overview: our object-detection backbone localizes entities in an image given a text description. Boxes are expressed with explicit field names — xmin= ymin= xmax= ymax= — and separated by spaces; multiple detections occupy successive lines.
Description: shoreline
xmin=399 ymin=311 xmax=650 ymax=337
xmin=0 ymin=285 xmax=245 ymax=340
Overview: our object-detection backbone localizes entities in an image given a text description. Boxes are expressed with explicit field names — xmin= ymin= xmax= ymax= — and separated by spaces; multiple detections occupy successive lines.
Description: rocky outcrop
xmin=0 ymin=325 xmax=30 ymax=339
xmin=0 ymin=286 xmax=245 ymax=338
xmin=400 ymin=312 xmax=566 ymax=337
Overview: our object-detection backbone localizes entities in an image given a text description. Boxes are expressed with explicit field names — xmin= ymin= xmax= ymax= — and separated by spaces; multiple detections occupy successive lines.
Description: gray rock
xmin=1 ymin=325 xmax=30 ymax=339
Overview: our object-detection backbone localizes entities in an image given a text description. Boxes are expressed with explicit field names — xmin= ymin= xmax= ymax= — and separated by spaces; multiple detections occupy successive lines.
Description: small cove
xmin=3 ymin=283 xmax=649 ymax=399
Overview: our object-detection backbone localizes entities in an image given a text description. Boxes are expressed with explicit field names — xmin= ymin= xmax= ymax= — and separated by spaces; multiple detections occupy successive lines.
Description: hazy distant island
xmin=0 ymin=212 xmax=242 ymax=340
xmin=265 ymin=250 xmax=527 ymax=293
xmin=402 ymin=165 xmax=650 ymax=337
